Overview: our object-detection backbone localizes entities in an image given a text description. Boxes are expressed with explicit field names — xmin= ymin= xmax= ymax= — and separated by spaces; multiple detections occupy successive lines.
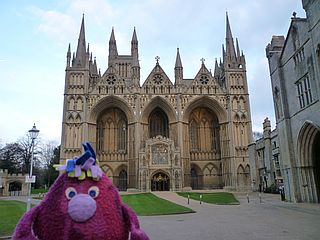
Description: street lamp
xmin=26 ymin=123 xmax=40 ymax=211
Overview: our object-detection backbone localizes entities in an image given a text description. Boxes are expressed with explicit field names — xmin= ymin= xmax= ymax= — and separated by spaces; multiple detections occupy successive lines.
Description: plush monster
xmin=13 ymin=142 xmax=149 ymax=240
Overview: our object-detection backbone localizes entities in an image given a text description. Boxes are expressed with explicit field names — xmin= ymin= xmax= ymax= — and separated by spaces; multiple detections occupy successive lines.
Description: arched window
xmin=96 ymin=108 xmax=127 ymax=153
xmin=117 ymin=119 xmax=126 ymax=151
xmin=149 ymin=108 xmax=169 ymax=138
xmin=212 ymin=121 xmax=220 ymax=152
xmin=189 ymin=108 xmax=220 ymax=152
xmin=190 ymin=120 xmax=199 ymax=151
xmin=191 ymin=168 xmax=199 ymax=190
xmin=118 ymin=170 xmax=127 ymax=191
xmin=274 ymin=87 xmax=282 ymax=119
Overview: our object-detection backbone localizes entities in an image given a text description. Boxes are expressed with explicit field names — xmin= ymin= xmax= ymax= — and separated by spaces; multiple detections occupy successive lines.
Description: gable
xmin=142 ymin=64 xmax=174 ymax=87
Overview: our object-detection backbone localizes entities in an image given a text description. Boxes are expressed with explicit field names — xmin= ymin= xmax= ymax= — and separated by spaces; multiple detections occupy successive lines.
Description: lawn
xmin=121 ymin=192 xmax=195 ymax=215
xmin=31 ymin=188 xmax=48 ymax=194
xmin=0 ymin=193 xmax=194 ymax=236
xmin=177 ymin=192 xmax=239 ymax=205
xmin=0 ymin=200 xmax=26 ymax=236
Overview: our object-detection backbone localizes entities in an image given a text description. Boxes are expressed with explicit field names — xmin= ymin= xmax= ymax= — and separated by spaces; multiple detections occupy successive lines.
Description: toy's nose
xmin=68 ymin=194 xmax=96 ymax=222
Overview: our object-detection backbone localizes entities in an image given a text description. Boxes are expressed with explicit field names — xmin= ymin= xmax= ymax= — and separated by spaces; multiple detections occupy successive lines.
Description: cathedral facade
xmin=60 ymin=14 xmax=253 ymax=191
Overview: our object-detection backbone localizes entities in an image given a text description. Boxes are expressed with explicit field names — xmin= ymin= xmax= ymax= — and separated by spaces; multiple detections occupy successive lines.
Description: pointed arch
xmin=239 ymin=96 xmax=245 ymax=111
xmin=148 ymin=107 xmax=169 ymax=138
xmin=101 ymin=164 xmax=113 ymax=178
xmin=114 ymin=164 xmax=128 ymax=191
xmin=237 ymin=164 xmax=245 ymax=188
xmin=75 ymin=113 xmax=81 ymax=123
xmin=67 ymin=113 xmax=74 ymax=122
xmin=232 ymin=96 xmax=238 ymax=110
xmin=203 ymin=163 xmax=220 ymax=189
xmin=117 ymin=119 xmax=127 ymax=151
xmin=234 ymin=113 xmax=240 ymax=122
xmin=89 ymin=95 xmax=134 ymax=123
xmin=189 ymin=119 xmax=199 ymax=150
xmin=68 ymin=96 xmax=75 ymax=110
xmin=190 ymin=163 xmax=203 ymax=190
xmin=244 ymin=164 xmax=250 ymax=174
xmin=76 ymin=96 xmax=83 ymax=111
xmin=297 ymin=121 xmax=320 ymax=166
xmin=182 ymin=96 xmax=227 ymax=123
xmin=141 ymin=96 xmax=176 ymax=124
xmin=244 ymin=164 xmax=251 ymax=186
xmin=151 ymin=169 xmax=171 ymax=191
xmin=97 ymin=108 xmax=127 ymax=153
xmin=189 ymin=107 xmax=220 ymax=153
xmin=297 ymin=121 xmax=320 ymax=203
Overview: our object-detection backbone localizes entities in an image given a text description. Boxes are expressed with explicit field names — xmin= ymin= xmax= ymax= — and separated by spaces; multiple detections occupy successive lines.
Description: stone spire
xmin=225 ymin=12 xmax=237 ymax=63
xmin=131 ymin=27 xmax=140 ymax=87
xmin=236 ymin=38 xmax=241 ymax=59
xmin=174 ymin=48 xmax=183 ymax=85
xmin=131 ymin=27 xmax=139 ymax=67
xmin=131 ymin=27 xmax=138 ymax=50
xmin=108 ymin=27 xmax=118 ymax=66
xmin=74 ymin=14 xmax=87 ymax=67
xmin=175 ymin=48 xmax=182 ymax=68
xmin=214 ymin=58 xmax=220 ymax=78
xmin=93 ymin=57 xmax=98 ymax=75
xmin=66 ymin=43 xmax=71 ymax=68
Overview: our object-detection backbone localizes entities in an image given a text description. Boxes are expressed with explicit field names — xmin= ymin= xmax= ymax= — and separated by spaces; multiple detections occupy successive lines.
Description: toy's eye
xmin=88 ymin=186 xmax=99 ymax=198
xmin=65 ymin=187 xmax=77 ymax=200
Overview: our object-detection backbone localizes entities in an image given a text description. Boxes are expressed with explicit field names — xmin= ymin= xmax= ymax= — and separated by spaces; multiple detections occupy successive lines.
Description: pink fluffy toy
xmin=13 ymin=142 xmax=149 ymax=240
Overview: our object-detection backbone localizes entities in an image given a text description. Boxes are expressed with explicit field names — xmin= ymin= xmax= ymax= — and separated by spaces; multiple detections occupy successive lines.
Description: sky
xmin=0 ymin=0 xmax=306 ymax=145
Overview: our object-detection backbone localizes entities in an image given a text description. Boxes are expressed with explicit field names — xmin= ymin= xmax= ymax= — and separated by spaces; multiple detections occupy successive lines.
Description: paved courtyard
xmin=140 ymin=192 xmax=320 ymax=240
xmin=2 ymin=192 xmax=320 ymax=239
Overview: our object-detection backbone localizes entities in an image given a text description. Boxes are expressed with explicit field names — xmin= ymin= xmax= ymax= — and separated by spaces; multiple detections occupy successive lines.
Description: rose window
xmin=107 ymin=75 xmax=116 ymax=85
xmin=200 ymin=75 xmax=209 ymax=84
xmin=153 ymin=74 xmax=163 ymax=84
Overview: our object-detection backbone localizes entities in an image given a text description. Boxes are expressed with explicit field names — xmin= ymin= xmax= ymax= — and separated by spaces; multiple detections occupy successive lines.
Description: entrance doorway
xmin=313 ymin=132 xmax=320 ymax=202
xmin=118 ymin=170 xmax=127 ymax=191
xmin=9 ymin=181 xmax=22 ymax=196
xmin=151 ymin=172 xmax=170 ymax=191
xmin=191 ymin=168 xmax=199 ymax=189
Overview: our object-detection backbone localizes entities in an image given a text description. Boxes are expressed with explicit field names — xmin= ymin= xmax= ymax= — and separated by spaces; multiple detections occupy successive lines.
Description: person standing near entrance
xmin=279 ymin=185 xmax=285 ymax=201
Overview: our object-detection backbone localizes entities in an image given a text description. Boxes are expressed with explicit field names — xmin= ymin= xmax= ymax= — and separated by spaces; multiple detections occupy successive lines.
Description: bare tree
xmin=17 ymin=133 xmax=41 ymax=174
xmin=39 ymin=141 xmax=59 ymax=187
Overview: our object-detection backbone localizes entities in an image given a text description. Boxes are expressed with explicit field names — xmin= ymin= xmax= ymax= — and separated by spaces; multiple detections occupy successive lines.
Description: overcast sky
xmin=0 ymin=0 xmax=305 ymax=144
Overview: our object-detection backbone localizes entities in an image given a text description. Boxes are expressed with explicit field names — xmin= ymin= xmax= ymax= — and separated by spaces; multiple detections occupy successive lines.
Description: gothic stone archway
xmin=297 ymin=122 xmax=320 ymax=203
xmin=151 ymin=172 xmax=170 ymax=191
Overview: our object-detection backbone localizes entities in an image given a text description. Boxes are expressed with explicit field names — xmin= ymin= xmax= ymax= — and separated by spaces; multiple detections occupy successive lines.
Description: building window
xmin=96 ymin=108 xmax=127 ymax=153
xmin=296 ymin=75 xmax=312 ymax=109
xmin=117 ymin=120 xmax=126 ymax=151
xmin=190 ymin=120 xmax=199 ymax=151
xmin=149 ymin=108 xmax=169 ymax=138
xmin=274 ymin=87 xmax=282 ymax=119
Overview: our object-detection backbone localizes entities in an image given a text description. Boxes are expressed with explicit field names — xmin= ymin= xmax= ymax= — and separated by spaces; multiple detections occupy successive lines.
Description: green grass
xmin=31 ymin=188 xmax=48 ymax=194
xmin=0 ymin=200 xmax=26 ymax=236
xmin=177 ymin=192 xmax=239 ymax=205
xmin=121 ymin=193 xmax=195 ymax=216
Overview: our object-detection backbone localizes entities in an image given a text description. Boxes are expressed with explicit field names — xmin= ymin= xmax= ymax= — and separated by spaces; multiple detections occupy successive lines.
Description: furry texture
xmin=13 ymin=173 xmax=149 ymax=240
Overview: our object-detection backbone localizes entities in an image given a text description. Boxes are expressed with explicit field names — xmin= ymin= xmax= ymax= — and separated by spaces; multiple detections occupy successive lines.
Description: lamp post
xmin=26 ymin=124 xmax=40 ymax=211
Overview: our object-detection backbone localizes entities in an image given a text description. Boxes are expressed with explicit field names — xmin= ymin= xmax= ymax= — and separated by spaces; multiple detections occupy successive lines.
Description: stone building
xmin=60 ymin=14 xmax=253 ymax=191
xmin=249 ymin=118 xmax=282 ymax=192
xmin=0 ymin=169 xmax=28 ymax=196
xmin=266 ymin=0 xmax=320 ymax=202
